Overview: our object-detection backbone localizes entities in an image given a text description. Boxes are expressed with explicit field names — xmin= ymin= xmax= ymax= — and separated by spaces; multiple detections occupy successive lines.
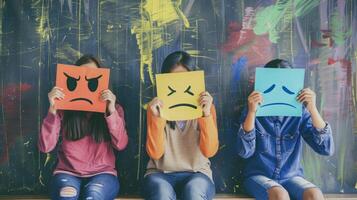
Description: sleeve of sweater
xmin=197 ymin=105 xmax=219 ymax=158
xmin=146 ymin=107 xmax=167 ymax=160
xmin=38 ymin=111 xmax=61 ymax=153
xmin=105 ymin=104 xmax=129 ymax=151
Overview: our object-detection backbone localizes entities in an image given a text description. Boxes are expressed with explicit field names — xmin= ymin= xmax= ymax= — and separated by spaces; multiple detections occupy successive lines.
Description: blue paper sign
xmin=254 ymin=68 xmax=305 ymax=116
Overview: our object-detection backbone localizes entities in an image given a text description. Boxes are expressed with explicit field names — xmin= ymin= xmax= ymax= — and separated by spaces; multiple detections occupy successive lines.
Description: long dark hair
xmin=62 ymin=54 xmax=110 ymax=142
xmin=264 ymin=59 xmax=292 ymax=68
xmin=160 ymin=51 xmax=195 ymax=129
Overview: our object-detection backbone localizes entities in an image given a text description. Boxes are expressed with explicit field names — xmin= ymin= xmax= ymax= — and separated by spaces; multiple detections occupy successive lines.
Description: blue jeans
xmin=142 ymin=172 xmax=215 ymax=200
xmin=244 ymin=175 xmax=319 ymax=200
xmin=51 ymin=173 xmax=119 ymax=200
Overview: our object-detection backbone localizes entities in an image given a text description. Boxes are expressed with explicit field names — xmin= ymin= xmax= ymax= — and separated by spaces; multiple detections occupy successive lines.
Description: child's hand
xmin=199 ymin=91 xmax=213 ymax=117
xmin=297 ymin=88 xmax=316 ymax=112
xmin=149 ymin=97 xmax=164 ymax=117
xmin=48 ymin=87 xmax=65 ymax=114
xmin=101 ymin=89 xmax=116 ymax=114
xmin=298 ymin=88 xmax=326 ymax=129
xmin=247 ymin=91 xmax=263 ymax=114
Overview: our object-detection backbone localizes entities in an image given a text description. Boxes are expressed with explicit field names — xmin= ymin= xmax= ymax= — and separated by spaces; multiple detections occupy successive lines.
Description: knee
xmin=59 ymin=186 xmax=78 ymax=198
xmin=143 ymin=175 xmax=175 ymax=199
xmin=182 ymin=185 xmax=206 ymax=199
xmin=184 ymin=181 xmax=205 ymax=196
xmin=268 ymin=186 xmax=290 ymax=200
xmin=84 ymin=183 xmax=106 ymax=200
xmin=303 ymin=188 xmax=324 ymax=200
xmin=182 ymin=177 xmax=214 ymax=200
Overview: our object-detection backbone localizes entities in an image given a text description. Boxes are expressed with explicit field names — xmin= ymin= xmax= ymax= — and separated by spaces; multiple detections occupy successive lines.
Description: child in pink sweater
xmin=38 ymin=55 xmax=128 ymax=200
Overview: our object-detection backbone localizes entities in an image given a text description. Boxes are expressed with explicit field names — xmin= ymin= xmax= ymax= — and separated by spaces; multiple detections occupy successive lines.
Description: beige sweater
xmin=145 ymin=106 xmax=219 ymax=180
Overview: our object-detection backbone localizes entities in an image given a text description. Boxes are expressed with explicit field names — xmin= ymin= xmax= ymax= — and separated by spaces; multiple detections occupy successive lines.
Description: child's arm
xmin=236 ymin=91 xmax=263 ymax=158
xmin=197 ymin=105 xmax=219 ymax=158
xmin=146 ymin=98 xmax=167 ymax=160
xmin=237 ymin=108 xmax=256 ymax=158
xmin=38 ymin=87 xmax=64 ymax=153
xmin=105 ymin=104 xmax=129 ymax=151
xmin=300 ymin=109 xmax=334 ymax=155
xmin=101 ymin=90 xmax=128 ymax=150
xmin=298 ymin=88 xmax=334 ymax=155
xmin=297 ymin=88 xmax=326 ymax=129
xmin=38 ymin=110 xmax=61 ymax=153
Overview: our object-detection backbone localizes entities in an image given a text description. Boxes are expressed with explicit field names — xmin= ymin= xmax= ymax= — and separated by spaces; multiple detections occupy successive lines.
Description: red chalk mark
xmin=318 ymin=61 xmax=352 ymax=120
xmin=221 ymin=7 xmax=273 ymax=67
xmin=308 ymin=58 xmax=320 ymax=65
xmin=221 ymin=19 xmax=273 ymax=67
xmin=328 ymin=58 xmax=352 ymax=85
xmin=311 ymin=30 xmax=334 ymax=48
xmin=221 ymin=22 xmax=243 ymax=53
xmin=0 ymin=83 xmax=31 ymax=111
xmin=311 ymin=40 xmax=327 ymax=48
xmin=0 ymin=83 xmax=32 ymax=164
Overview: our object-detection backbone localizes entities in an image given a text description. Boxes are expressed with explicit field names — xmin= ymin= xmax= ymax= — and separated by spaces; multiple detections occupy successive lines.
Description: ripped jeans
xmin=51 ymin=173 xmax=119 ymax=200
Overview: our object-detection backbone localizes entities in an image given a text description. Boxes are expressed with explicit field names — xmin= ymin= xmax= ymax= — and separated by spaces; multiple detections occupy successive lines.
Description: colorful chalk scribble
xmin=131 ymin=0 xmax=190 ymax=83
xmin=0 ymin=0 xmax=356 ymax=196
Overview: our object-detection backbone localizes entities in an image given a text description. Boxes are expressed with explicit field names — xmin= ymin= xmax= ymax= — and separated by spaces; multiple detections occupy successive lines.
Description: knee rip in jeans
xmin=59 ymin=186 xmax=77 ymax=197
xmin=85 ymin=183 xmax=104 ymax=193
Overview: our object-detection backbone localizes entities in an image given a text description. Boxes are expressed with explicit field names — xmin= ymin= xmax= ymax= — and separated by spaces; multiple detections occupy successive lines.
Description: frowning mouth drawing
xmin=70 ymin=98 xmax=93 ymax=105
xmin=169 ymin=103 xmax=197 ymax=109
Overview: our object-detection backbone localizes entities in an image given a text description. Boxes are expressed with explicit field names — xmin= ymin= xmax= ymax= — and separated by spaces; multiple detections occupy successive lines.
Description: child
xmin=38 ymin=55 xmax=128 ymax=200
xmin=143 ymin=51 xmax=219 ymax=200
xmin=237 ymin=59 xmax=334 ymax=200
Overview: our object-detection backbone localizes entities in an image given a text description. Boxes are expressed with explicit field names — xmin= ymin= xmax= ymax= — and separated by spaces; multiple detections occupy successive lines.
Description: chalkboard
xmin=0 ymin=0 xmax=356 ymax=196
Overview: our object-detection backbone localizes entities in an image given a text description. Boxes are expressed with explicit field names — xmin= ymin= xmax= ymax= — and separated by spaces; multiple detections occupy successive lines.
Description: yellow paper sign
xmin=156 ymin=71 xmax=205 ymax=121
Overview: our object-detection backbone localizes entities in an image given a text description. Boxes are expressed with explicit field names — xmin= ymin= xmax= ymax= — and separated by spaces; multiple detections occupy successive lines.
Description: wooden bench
xmin=0 ymin=194 xmax=356 ymax=200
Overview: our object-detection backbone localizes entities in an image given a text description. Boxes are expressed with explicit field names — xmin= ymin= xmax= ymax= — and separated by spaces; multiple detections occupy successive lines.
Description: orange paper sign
xmin=55 ymin=64 xmax=110 ymax=113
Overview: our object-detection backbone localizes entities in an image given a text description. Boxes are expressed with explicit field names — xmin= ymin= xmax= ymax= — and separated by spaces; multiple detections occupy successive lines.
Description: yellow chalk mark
xmin=36 ymin=0 xmax=51 ymax=42
xmin=186 ymin=49 xmax=215 ymax=61
xmin=39 ymin=153 xmax=52 ymax=186
xmin=55 ymin=43 xmax=82 ymax=63
xmin=142 ymin=103 xmax=148 ymax=110
xmin=131 ymin=0 xmax=190 ymax=83
xmin=78 ymin=0 xmax=81 ymax=58
xmin=186 ymin=49 xmax=200 ymax=55
xmin=44 ymin=153 xmax=52 ymax=165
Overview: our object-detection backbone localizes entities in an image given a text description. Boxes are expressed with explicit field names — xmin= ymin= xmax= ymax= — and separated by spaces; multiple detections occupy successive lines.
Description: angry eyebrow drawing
xmin=85 ymin=75 xmax=103 ymax=92
xmin=254 ymin=68 xmax=305 ymax=116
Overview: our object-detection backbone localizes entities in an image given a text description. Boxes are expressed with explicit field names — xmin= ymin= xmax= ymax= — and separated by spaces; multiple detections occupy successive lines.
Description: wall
xmin=0 ymin=0 xmax=356 ymax=195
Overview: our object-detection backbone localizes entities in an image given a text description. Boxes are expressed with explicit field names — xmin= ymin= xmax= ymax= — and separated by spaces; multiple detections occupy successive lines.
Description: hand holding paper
xmin=247 ymin=91 xmax=263 ymax=114
xmin=148 ymin=97 xmax=164 ymax=117
xmin=48 ymin=86 xmax=65 ymax=114
xmin=296 ymin=88 xmax=316 ymax=112
xmin=199 ymin=91 xmax=213 ymax=117
xmin=100 ymin=89 xmax=116 ymax=114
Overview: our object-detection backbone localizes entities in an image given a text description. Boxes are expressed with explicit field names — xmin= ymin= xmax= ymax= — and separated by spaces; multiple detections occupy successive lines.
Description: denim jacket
xmin=236 ymin=107 xmax=334 ymax=180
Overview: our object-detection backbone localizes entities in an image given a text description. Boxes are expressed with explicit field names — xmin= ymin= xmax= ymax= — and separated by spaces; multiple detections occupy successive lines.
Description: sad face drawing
xmin=255 ymin=68 xmax=305 ymax=116
xmin=55 ymin=64 xmax=110 ymax=113
xmin=156 ymin=71 xmax=205 ymax=120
